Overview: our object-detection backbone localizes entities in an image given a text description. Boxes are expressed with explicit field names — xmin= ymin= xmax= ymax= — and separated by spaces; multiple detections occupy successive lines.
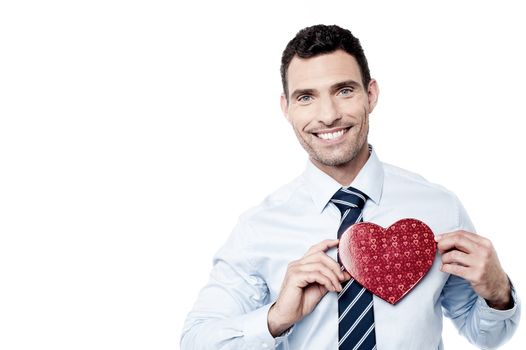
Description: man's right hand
xmin=267 ymin=239 xmax=350 ymax=337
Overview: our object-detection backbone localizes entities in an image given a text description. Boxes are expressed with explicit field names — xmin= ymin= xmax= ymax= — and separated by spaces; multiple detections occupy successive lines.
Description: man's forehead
xmin=287 ymin=50 xmax=363 ymax=91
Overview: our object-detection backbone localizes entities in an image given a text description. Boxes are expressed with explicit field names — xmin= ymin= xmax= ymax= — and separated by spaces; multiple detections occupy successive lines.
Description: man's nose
xmin=317 ymin=96 xmax=341 ymax=126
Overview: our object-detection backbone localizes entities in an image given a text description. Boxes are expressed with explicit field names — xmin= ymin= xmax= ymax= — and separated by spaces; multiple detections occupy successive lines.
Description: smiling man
xmin=181 ymin=24 xmax=520 ymax=350
xmin=282 ymin=49 xmax=374 ymax=185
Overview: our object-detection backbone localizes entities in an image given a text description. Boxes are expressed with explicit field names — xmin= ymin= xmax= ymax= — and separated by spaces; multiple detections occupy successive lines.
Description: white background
xmin=1 ymin=0 xmax=525 ymax=349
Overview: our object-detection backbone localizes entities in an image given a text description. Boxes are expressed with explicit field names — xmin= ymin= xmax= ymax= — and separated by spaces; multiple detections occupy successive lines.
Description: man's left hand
xmin=436 ymin=230 xmax=513 ymax=310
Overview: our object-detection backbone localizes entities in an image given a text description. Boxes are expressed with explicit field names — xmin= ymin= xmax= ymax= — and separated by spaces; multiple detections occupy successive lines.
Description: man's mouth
xmin=313 ymin=127 xmax=351 ymax=140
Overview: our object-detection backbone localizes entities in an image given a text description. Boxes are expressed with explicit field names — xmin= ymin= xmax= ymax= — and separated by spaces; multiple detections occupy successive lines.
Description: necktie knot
xmin=330 ymin=187 xmax=367 ymax=217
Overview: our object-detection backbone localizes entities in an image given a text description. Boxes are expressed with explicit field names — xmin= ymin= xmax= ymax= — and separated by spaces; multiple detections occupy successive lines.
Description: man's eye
xmin=338 ymin=88 xmax=354 ymax=96
xmin=298 ymin=95 xmax=313 ymax=103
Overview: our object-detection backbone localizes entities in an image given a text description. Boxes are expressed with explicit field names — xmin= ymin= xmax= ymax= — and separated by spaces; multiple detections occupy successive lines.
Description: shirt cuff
xmin=237 ymin=302 xmax=292 ymax=349
xmin=477 ymin=282 xmax=520 ymax=321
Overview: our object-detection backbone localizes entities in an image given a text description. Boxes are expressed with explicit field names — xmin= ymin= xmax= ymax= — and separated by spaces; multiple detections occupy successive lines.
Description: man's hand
xmin=267 ymin=239 xmax=350 ymax=337
xmin=436 ymin=230 xmax=512 ymax=310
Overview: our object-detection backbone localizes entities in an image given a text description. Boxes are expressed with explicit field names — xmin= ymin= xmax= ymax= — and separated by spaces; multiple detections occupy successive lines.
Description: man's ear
xmin=367 ymin=79 xmax=380 ymax=113
xmin=280 ymin=94 xmax=290 ymax=122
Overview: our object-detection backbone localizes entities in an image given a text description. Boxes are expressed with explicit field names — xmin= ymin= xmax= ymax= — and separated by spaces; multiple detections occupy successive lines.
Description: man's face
xmin=281 ymin=50 xmax=378 ymax=168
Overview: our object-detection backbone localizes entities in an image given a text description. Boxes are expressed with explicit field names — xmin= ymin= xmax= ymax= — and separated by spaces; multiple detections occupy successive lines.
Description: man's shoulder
xmin=382 ymin=161 xmax=457 ymax=199
xmin=382 ymin=162 xmax=429 ymax=184
xmin=239 ymin=175 xmax=308 ymax=222
xmin=380 ymin=161 xmax=475 ymax=232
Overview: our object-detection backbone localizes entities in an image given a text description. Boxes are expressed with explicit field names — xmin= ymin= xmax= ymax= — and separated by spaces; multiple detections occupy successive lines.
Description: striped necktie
xmin=331 ymin=187 xmax=376 ymax=350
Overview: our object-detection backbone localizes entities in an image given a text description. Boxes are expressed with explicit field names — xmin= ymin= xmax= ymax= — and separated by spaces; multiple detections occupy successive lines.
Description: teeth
xmin=317 ymin=129 xmax=345 ymax=140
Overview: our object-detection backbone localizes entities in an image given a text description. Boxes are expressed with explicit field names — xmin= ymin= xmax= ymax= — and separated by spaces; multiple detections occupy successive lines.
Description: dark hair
xmin=280 ymin=24 xmax=371 ymax=100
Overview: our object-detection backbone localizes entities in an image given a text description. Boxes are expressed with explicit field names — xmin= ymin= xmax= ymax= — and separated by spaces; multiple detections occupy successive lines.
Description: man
xmin=181 ymin=24 xmax=520 ymax=349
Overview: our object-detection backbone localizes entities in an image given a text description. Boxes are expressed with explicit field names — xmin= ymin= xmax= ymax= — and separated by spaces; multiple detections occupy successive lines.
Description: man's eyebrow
xmin=330 ymin=80 xmax=361 ymax=92
xmin=290 ymin=80 xmax=362 ymax=100
xmin=290 ymin=88 xmax=316 ymax=100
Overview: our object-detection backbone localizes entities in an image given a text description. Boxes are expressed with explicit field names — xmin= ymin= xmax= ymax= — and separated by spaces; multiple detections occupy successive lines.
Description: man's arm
xmin=181 ymin=260 xmax=279 ymax=349
xmin=181 ymin=221 xmax=347 ymax=349
xmin=440 ymin=272 xmax=519 ymax=348
xmin=437 ymin=197 xmax=520 ymax=348
xmin=267 ymin=239 xmax=349 ymax=336
xmin=180 ymin=221 xmax=279 ymax=350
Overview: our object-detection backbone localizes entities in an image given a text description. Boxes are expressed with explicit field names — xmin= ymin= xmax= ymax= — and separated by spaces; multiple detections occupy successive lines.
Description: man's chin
xmin=311 ymin=154 xmax=353 ymax=167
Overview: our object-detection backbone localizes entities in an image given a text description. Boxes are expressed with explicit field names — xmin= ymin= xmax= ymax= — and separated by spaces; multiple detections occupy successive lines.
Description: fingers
xmin=285 ymin=239 xmax=345 ymax=292
xmin=440 ymin=248 xmax=474 ymax=279
xmin=438 ymin=230 xmax=485 ymax=242
xmin=437 ymin=231 xmax=483 ymax=275
xmin=440 ymin=262 xmax=469 ymax=279
xmin=441 ymin=249 xmax=473 ymax=267
xmin=269 ymin=239 xmax=345 ymax=332
xmin=304 ymin=239 xmax=339 ymax=256
xmin=289 ymin=255 xmax=345 ymax=292
xmin=302 ymin=251 xmax=344 ymax=278
xmin=436 ymin=230 xmax=479 ymax=254
xmin=437 ymin=231 xmax=510 ymax=304
xmin=292 ymin=263 xmax=343 ymax=292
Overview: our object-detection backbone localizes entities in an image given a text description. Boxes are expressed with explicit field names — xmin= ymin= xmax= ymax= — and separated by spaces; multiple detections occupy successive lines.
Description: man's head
xmin=280 ymin=24 xmax=379 ymax=171
xmin=280 ymin=25 xmax=371 ymax=101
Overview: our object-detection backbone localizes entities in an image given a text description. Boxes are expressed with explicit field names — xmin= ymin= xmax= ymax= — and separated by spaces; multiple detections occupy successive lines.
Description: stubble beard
xmin=294 ymin=123 xmax=369 ymax=167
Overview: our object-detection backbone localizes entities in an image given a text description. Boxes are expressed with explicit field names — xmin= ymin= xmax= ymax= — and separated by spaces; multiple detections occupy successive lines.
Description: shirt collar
xmin=303 ymin=145 xmax=384 ymax=213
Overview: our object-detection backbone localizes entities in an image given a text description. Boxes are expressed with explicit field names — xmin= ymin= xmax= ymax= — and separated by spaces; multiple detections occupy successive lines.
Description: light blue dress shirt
xmin=181 ymin=147 xmax=520 ymax=349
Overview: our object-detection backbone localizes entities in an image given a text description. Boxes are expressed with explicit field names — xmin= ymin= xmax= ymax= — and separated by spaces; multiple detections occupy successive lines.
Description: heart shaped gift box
xmin=338 ymin=218 xmax=437 ymax=304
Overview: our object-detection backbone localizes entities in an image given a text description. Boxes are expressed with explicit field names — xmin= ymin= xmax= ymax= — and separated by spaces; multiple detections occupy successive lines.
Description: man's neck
xmin=310 ymin=143 xmax=370 ymax=186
